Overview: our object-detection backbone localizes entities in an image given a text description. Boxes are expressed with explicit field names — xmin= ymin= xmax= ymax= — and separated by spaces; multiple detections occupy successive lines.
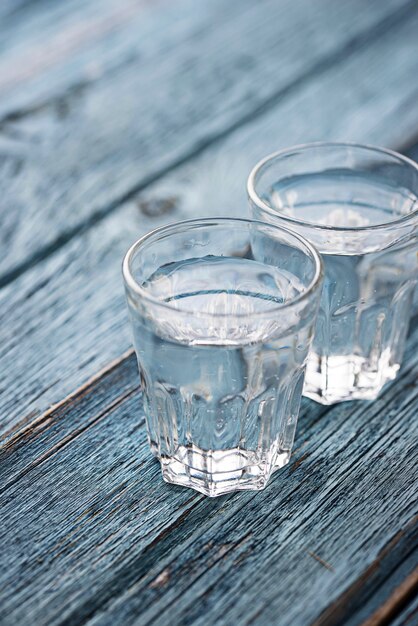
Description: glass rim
xmin=122 ymin=217 xmax=323 ymax=319
xmin=247 ymin=141 xmax=418 ymax=233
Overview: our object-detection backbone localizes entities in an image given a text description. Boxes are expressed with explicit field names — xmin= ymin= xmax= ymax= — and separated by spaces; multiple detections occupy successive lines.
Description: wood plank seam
xmin=0 ymin=359 xmax=333 ymax=456
xmin=170 ymin=389 xmax=418 ymax=624
xmin=92 ymin=483 xmax=417 ymax=626
xmin=73 ymin=398 xmax=416 ymax=626
xmin=138 ymin=515 xmax=417 ymax=626
xmin=2 ymin=10 xmax=418 ymax=434
xmin=0 ymin=347 xmax=135 ymax=444
xmin=1 ymin=4 xmax=418 ymax=625
xmin=4 ymin=316 xmax=415 ymax=528
xmin=0 ymin=397 xmax=329 ymax=497
xmin=1 ymin=325 xmax=415 ymax=497
xmin=391 ymin=597 xmax=418 ymax=626
xmin=59 ymin=407 xmax=376 ymax=625
xmin=0 ymin=0 xmax=416 ymax=291
xmin=0 ymin=352 xmax=414 ymax=620
xmin=1 ymin=392 xmax=331 ymax=596
xmin=0 ymin=382 xmax=140 ymax=495
xmin=311 ymin=516 xmax=418 ymax=626
xmin=362 ymin=569 xmax=418 ymax=626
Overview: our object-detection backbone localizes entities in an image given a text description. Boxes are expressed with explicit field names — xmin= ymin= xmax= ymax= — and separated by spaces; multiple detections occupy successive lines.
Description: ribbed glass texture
xmin=248 ymin=143 xmax=418 ymax=404
xmin=123 ymin=218 xmax=322 ymax=495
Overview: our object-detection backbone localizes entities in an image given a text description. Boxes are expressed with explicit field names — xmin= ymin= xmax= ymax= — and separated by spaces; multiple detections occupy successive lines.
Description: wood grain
xmin=361 ymin=568 xmax=418 ymax=626
xmin=1 ymin=325 xmax=417 ymax=626
xmin=1 ymin=10 xmax=418 ymax=435
xmin=0 ymin=0 xmax=413 ymax=283
xmin=312 ymin=518 xmax=418 ymax=626
xmin=1 ymin=2 xmax=418 ymax=623
xmin=391 ymin=594 xmax=418 ymax=626
xmin=0 ymin=0 xmax=182 ymax=113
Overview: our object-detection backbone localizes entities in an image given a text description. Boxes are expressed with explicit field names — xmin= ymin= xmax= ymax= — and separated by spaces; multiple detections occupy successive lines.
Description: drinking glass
xmin=248 ymin=143 xmax=418 ymax=405
xmin=123 ymin=218 xmax=323 ymax=496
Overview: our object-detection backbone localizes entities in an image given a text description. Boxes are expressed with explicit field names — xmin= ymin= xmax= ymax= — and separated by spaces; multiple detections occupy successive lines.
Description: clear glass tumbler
xmin=123 ymin=218 xmax=323 ymax=496
xmin=248 ymin=143 xmax=418 ymax=405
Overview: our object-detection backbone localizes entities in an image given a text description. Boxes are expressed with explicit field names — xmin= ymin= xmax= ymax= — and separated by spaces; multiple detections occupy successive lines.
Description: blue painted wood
xmin=0 ymin=324 xmax=417 ymax=625
xmin=1 ymin=7 xmax=418 ymax=435
xmin=0 ymin=0 xmax=195 ymax=116
xmin=1 ymin=1 xmax=418 ymax=624
xmin=0 ymin=0 xmax=413 ymax=281
xmin=391 ymin=592 xmax=418 ymax=626
xmin=313 ymin=518 xmax=418 ymax=626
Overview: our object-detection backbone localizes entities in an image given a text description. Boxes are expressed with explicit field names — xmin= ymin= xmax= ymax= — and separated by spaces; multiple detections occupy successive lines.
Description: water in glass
xmin=129 ymin=255 xmax=312 ymax=495
xmin=269 ymin=171 xmax=417 ymax=403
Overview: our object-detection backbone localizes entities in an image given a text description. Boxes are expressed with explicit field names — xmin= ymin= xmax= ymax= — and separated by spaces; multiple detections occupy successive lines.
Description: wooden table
xmin=1 ymin=1 xmax=417 ymax=624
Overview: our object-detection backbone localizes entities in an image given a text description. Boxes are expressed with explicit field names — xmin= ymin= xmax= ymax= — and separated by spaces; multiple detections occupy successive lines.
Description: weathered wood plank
xmin=390 ymin=593 xmax=418 ymax=626
xmin=358 ymin=568 xmax=418 ymax=626
xmin=0 ymin=0 xmax=197 ymax=115
xmin=0 ymin=360 xmax=330 ymax=623
xmin=83 ymin=334 xmax=418 ymax=626
xmin=312 ymin=517 xmax=418 ymax=626
xmin=1 ymin=12 xmax=418 ymax=436
xmin=1 ymin=325 xmax=417 ymax=626
xmin=0 ymin=0 xmax=413 ymax=284
xmin=0 ymin=350 xmax=137 ymax=489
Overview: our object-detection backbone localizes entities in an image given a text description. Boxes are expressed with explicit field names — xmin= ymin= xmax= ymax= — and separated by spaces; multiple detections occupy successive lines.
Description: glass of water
xmin=248 ymin=143 xmax=418 ymax=405
xmin=123 ymin=218 xmax=323 ymax=496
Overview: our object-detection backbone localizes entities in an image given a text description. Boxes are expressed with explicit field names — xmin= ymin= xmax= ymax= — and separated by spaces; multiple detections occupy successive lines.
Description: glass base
xmin=159 ymin=445 xmax=290 ymax=497
xmin=303 ymin=353 xmax=399 ymax=405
